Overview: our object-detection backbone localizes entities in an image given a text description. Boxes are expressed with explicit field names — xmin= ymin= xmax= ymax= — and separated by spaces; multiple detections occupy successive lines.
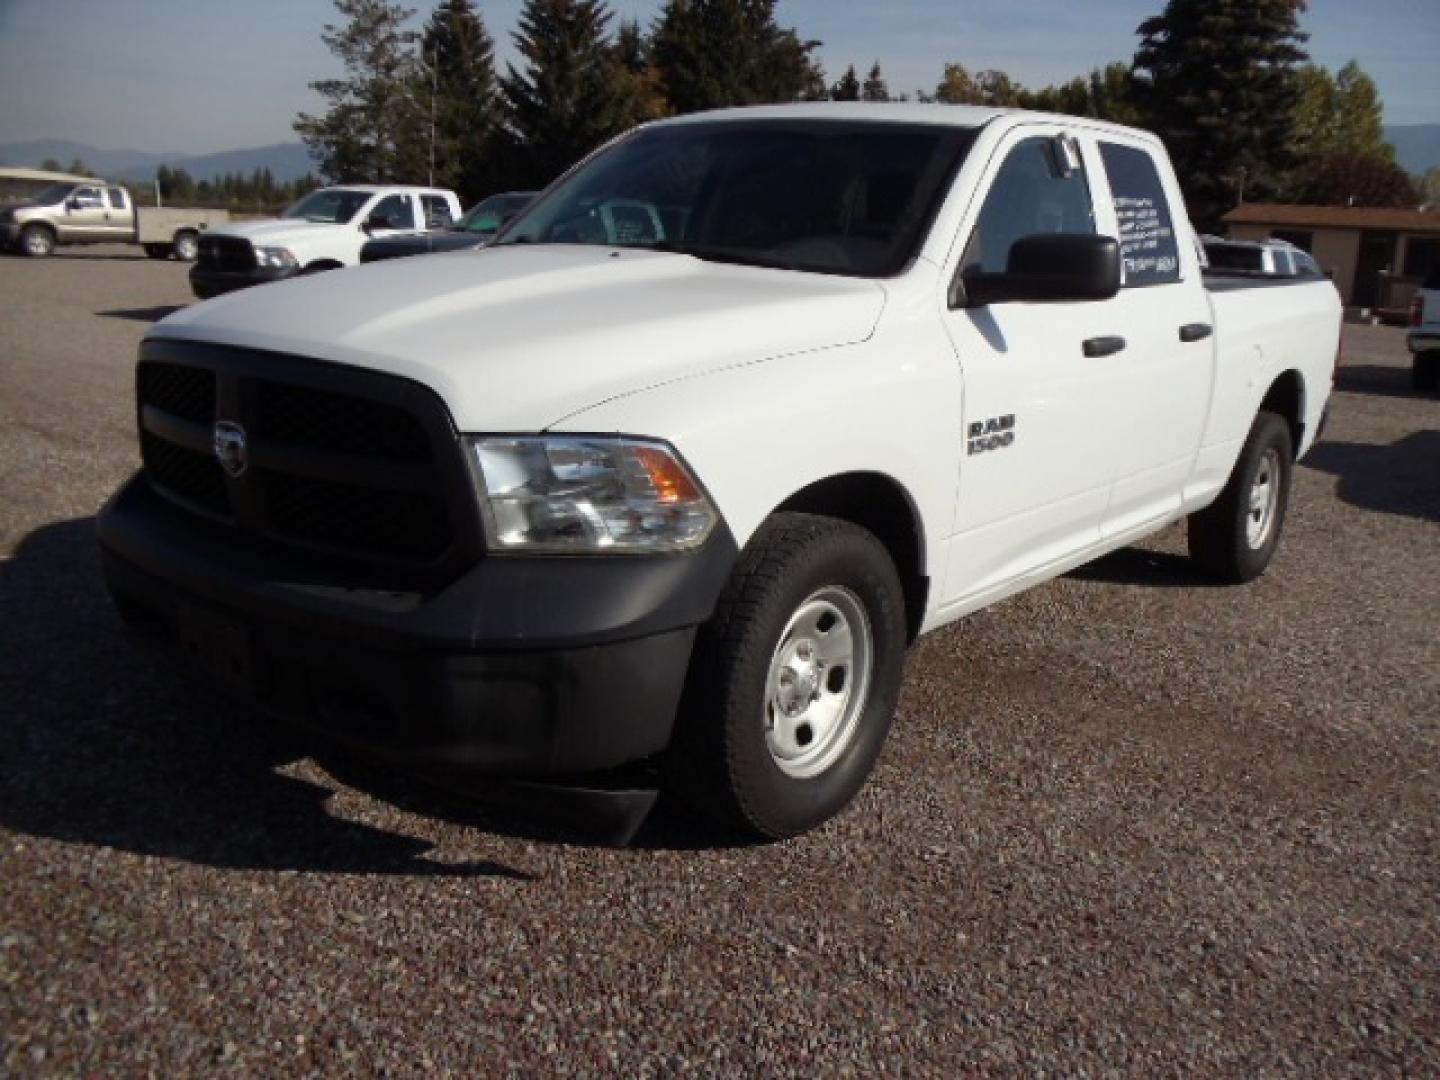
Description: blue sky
xmin=0 ymin=0 xmax=1436 ymax=153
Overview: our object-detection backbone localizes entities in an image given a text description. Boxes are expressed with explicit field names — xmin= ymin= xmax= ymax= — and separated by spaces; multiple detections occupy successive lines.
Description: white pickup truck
xmin=99 ymin=105 xmax=1341 ymax=839
xmin=189 ymin=184 xmax=462 ymax=299
xmin=0 ymin=180 xmax=227 ymax=259
xmin=1408 ymin=270 xmax=1440 ymax=392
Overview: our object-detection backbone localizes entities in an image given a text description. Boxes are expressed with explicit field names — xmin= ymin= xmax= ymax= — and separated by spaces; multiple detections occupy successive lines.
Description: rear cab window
xmin=421 ymin=194 xmax=453 ymax=228
xmin=106 ymin=188 xmax=128 ymax=211
xmin=1097 ymin=142 xmax=1180 ymax=287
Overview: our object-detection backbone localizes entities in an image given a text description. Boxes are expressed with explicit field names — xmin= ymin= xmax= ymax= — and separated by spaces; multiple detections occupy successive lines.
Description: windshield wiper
xmin=638 ymin=240 xmax=797 ymax=271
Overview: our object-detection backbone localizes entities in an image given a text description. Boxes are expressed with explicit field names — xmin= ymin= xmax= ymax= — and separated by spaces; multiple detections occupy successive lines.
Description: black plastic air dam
xmin=98 ymin=474 xmax=739 ymax=776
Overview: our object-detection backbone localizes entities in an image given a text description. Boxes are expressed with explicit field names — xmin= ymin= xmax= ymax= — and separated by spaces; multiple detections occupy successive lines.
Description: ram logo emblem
xmin=213 ymin=420 xmax=249 ymax=478
xmin=967 ymin=414 xmax=1016 ymax=456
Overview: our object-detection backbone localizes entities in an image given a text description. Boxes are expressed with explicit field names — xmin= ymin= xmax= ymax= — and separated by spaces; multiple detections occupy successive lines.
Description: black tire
xmin=665 ymin=513 xmax=908 ymax=839
xmin=1188 ymin=411 xmax=1294 ymax=583
xmin=171 ymin=231 xmax=199 ymax=262
xmin=1414 ymin=353 xmax=1440 ymax=394
xmin=20 ymin=224 xmax=55 ymax=257
xmin=143 ymin=244 xmax=170 ymax=259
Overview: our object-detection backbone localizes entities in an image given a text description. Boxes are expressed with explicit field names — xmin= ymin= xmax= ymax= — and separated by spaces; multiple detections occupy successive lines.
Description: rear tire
xmin=171 ymin=231 xmax=198 ymax=262
xmin=1414 ymin=353 xmax=1440 ymax=394
xmin=20 ymin=224 xmax=55 ymax=257
xmin=665 ymin=513 xmax=908 ymax=839
xmin=1188 ymin=411 xmax=1294 ymax=583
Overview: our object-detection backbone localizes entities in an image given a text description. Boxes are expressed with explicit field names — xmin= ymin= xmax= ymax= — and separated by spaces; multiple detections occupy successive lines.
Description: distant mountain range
xmin=1385 ymin=124 xmax=1440 ymax=176
xmin=0 ymin=139 xmax=317 ymax=184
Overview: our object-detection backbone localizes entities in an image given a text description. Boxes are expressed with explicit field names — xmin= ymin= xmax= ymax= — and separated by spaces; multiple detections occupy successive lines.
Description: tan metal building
xmin=1222 ymin=203 xmax=1440 ymax=315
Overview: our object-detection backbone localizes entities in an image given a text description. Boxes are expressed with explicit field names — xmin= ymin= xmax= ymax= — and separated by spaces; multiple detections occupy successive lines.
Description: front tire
xmin=666 ymin=513 xmax=908 ymax=839
xmin=1188 ymin=411 xmax=1294 ymax=583
xmin=20 ymin=224 xmax=55 ymax=257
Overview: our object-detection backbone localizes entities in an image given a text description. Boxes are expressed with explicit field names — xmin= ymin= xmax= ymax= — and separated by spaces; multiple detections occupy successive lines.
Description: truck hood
xmin=151 ymin=246 xmax=887 ymax=431
xmin=206 ymin=218 xmax=347 ymax=247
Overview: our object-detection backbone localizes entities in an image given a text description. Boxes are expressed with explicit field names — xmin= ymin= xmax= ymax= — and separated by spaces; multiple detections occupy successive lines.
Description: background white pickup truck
xmin=0 ymin=180 xmax=227 ymax=259
xmin=189 ymin=184 xmax=461 ymax=298
xmin=1408 ymin=270 xmax=1440 ymax=392
xmin=100 ymin=105 xmax=1341 ymax=839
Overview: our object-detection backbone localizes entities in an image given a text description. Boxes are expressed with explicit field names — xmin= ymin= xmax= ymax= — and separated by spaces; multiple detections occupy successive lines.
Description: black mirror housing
xmin=957 ymin=234 xmax=1122 ymax=308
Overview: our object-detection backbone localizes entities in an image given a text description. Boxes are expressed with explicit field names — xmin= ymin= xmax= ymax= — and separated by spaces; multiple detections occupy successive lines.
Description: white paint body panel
xmin=148 ymin=106 xmax=1342 ymax=638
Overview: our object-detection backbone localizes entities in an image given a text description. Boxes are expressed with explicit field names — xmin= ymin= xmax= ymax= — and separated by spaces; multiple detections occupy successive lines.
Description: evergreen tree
xmin=1133 ymin=0 xmax=1309 ymax=230
xmin=501 ymin=0 xmax=631 ymax=189
xmin=861 ymin=62 xmax=890 ymax=103
xmin=609 ymin=19 xmax=671 ymax=127
xmin=420 ymin=0 xmax=502 ymax=200
xmin=294 ymin=0 xmax=426 ymax=183
xmin=650 ymin=0 xmax=823 ymax=114
xmin=831 ymin=64 xmax=860 ymax=102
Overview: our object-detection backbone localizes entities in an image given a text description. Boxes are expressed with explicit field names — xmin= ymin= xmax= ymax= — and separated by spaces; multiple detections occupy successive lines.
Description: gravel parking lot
xmin=2 ymin=246 xmax=1437 ymax=1074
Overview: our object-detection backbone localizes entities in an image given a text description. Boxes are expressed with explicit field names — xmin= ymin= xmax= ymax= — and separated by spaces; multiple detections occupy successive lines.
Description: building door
xmin=1353 ymin=230 xmax=1397 ymax=308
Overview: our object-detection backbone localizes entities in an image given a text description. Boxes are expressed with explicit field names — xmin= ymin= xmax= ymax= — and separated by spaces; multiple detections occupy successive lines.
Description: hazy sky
xmin=1 ymin=0 xmax=1436 ymax=153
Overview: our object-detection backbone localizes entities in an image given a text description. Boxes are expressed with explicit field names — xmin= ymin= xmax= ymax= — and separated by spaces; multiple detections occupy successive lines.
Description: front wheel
xmin=1188 ymin=411 xmax=1294 ymax=583
xmin=665 ymin=513 xmax=908 ymax=839
xmin=20 ymin=224 xmax=55 ymax=257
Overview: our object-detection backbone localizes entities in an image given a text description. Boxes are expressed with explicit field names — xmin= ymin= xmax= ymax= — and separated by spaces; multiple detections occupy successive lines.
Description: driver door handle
xmin=1082 ymin=336 xmax=1127 ymax=358
xmin=1179 ymin=322 xmax=1214 ymax=342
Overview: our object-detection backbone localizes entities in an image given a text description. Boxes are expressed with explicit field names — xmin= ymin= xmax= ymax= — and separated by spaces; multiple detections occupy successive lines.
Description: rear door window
xmin=1098 ymin=142 xmax=1180 ymax=287
xmin=370 ymin=194 xmax=416 ymax=230
xmin=421 ymin=194 xmax=453 ymax=228
xmin=106 ymin=187 xmax=128 ymax=210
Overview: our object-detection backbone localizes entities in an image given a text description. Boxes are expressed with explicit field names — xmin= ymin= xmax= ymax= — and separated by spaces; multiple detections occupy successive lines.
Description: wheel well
xmin=22 ymin=220 xmax=56 ymax=238
xmin=775 ymin=472 xmax=929 ymax=641
xmin=304 ymin=259 xmax=344 ymax=272
xmin=1260 ymin=371 xmax=1305 ymax=455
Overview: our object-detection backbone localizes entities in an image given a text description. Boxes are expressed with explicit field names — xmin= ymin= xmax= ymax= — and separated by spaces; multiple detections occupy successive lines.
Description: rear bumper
xmin=190 ymin=264 xmax=297 ymax=299
xmin=98 ymin=475 xmax=737 ymax=776
xmin=1407 ymin=330 xmax=1440 ymax=355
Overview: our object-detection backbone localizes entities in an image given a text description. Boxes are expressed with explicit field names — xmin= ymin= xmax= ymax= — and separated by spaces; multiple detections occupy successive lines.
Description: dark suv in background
xmin=359 ymin=191 xmax=536 ymax=264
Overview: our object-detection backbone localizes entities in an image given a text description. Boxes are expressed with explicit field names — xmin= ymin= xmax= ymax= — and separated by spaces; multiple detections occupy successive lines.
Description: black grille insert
xmin=140 ymin=430 xmax=229 ymax=516
xmin=134 ymin=345 xmax=478 ymax=580
xmin=197 ymin=235 xmax=254 ymax=272
xmin=139 ymin=363 xmax=215 ymax=425
xmin=256 ymin=381 xmax=432 ymax=461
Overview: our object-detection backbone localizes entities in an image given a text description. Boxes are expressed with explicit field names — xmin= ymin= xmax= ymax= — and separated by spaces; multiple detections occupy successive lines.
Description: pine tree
xmin=420 ymin=0 xmax=502 ymax=200
xmin=1133 ymin=0 xmax=1309 ymax=230
xmin=831 ymin=64 xmax=860 ymax=102
xmin=294 ymin=0 xmax=426 ymax=183
xmin=861 ymin=62 xmax=890 ymax=103
xmin=501 ymin=0 xmax=631 ymax=189
xmin=650 ymin=0 xmax=823 ymax=114
xmin=609 ymin=19 xmax=671 ymax=127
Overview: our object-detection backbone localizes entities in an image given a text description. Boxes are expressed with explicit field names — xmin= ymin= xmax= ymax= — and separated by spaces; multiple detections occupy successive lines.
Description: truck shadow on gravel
xmin=0 ymin=517 xmax=535 ymax=879
xmin=1065 ymin=547 xmax=1225 ymax=589
xmin=1302 ymin=431 xmax=1440 ymax=524
xmin=1333 ymin=363 xmax=1433 ymax=401
xmin=98 ymin=305 xmax=186 ymax=323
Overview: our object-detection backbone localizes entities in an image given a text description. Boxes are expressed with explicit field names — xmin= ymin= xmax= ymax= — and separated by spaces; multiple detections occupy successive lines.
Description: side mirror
xmin=954 ymin=234 xmax=1121 ymax=308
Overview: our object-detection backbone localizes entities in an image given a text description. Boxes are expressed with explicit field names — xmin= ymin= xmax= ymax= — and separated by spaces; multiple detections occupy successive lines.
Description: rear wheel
xmin=20 ymin=224 xmax=55 ymax=257
xmin=665 ymin=513 xmax=908 ymax=839
xmin=1414 ymin=353 xmax=1440 ymax=394
xmin=1188 ymin=411 xmax=1294 ymax=583
xmin=171 ymin=231 xmax=198 ymax=262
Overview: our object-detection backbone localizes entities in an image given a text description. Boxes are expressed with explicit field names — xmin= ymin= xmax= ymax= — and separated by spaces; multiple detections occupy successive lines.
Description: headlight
xmin=254 ymin=246 xmax=297 ymax=269
xmin=470 ymin=436 xmax=718 ymax=553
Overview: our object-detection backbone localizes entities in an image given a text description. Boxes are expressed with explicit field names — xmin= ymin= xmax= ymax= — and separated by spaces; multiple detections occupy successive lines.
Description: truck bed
xmin=1203 ymin=269 xmax=1328 ymax=293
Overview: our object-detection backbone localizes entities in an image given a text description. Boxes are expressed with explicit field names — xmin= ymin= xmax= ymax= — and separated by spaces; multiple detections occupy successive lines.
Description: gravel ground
xmin=1 ymin=247 xmax=1437 ymax=1075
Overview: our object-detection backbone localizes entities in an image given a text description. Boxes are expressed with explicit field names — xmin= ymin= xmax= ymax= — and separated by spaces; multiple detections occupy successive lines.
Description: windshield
xmin=459 ymin=194 xmax=535 ymax=235
xmin=282 ymin=188 xmax=371 ymax=224
xmin=496 ymin=120 xmax=976 ymax=277
xmin=31 ymin=184 xmax=77 ymax=205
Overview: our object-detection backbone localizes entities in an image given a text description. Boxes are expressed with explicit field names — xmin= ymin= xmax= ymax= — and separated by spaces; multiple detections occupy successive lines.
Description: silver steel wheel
xmin=1245 ymin=447 xmax=1282 ymax=549
xmin=763 ymin=586 xmax=873 ymax=779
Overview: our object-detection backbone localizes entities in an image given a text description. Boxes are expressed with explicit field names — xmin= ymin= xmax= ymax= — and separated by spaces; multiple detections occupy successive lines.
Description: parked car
xmin=100 ymin=104 xmax=1341 ymax=839
xmin=360 ymin=191 xmax=537 ymax=264
xmin=0 ymin=181 xmax=227 ymax=259
xmin=1201 ymin=236 xmax=1324 ymax=278
xmin=189 ymin=184 xmax=462 ymax=298
xmin=1407 ymin=267 xmax=1440 ymax=392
